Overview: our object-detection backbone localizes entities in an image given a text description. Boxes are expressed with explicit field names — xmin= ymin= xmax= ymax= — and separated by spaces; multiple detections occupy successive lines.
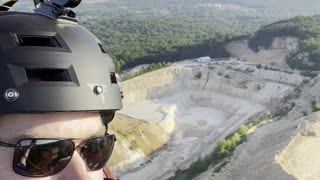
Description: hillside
xmin=222 ymin=0 xmax=320 ymax=10
xmin=80 ymin=13 xmax=320 ymax=72
xmin=276 ymin=114 xmax=320 ymax=180
xmin=248 ymin=15 xmax=320 ymax=70
xmin=113 ymin=55 xmax=310 ymax=179
xmin=107 ymin=114 xmax=170 ymax=174
xmin=75 ymin=1 xmax=320 ymax=72
xmin=106 ymin=15 xmax=320 ymax=179
xmin=185 ymin=17 xmax=320 ymax=180
xmin=117 ymin=15 xmax=320 ymax=76
xmin=83 ymin=0 xmax=320 ymax=10
xmin=208 ymin=82 xmax=320 ymax=180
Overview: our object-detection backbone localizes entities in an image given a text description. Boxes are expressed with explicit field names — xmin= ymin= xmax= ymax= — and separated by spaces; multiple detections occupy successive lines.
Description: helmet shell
xmin=0 ymin=12 xmax=122 ymax=114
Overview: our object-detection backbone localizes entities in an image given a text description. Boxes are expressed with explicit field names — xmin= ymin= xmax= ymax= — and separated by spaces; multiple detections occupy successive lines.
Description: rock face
xmin=107 ymin=35 xmax=320 ymax=180
xmin=210 ymin=112 xmax=320 ymax=180
xmin=107 ymin=114 xmax=170 ymax=175
xmin=193 ymin=37 xmax=320 ymax=180
xmin=225 ymin=37 xmax=299 ymax=69
xmin=114 ymin=55 xmax=304 ymax=179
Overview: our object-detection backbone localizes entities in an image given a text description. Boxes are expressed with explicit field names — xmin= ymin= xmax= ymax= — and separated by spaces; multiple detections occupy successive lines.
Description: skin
xmin=0 ymin=112 xmax=106 ymax=180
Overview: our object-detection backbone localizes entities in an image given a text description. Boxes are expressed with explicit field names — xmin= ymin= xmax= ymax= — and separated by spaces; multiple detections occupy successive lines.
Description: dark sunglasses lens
xmin=13 ymin=139 xmax=74 ymax=177
xmin=85 ymin=135 xmax=115 ymax=171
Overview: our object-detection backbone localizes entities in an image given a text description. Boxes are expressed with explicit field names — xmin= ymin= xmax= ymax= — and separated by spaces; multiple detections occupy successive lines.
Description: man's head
xmin=0 ymin=112 xmax=108 ymax=180
xmin=0 ymin=4 xmax=122 ymax=179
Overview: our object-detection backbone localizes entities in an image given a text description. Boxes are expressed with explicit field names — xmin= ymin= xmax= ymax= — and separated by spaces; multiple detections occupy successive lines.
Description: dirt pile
xmin=276 ymin=113 xmax=320 ymax=180
xmin=108 ymin=114 xmax=170 ymax=174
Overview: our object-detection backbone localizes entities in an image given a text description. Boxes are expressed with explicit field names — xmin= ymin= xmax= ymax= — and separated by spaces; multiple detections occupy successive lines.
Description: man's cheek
xmin=87 ymin=170 xmax=104 ymax=180
xmin=0 ymin=148 xmax=16 ymax=177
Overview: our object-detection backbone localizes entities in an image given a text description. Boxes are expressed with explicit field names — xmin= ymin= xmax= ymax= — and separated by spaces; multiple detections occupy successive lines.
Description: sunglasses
xmin=0 ymin=134 xmax=116 ymax=177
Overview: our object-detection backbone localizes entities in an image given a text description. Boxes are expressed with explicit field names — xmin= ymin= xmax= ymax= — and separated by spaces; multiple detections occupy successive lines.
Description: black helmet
xmin=0 ymin=1 xmax=122 ymax=117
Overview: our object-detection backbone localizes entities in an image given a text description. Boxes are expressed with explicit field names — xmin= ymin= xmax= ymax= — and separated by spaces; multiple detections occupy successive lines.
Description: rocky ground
xmin=115 ymin=57 xmax=307 ymax=179
xmin=194 ymin=38 xmax=320 ymax=180
xmin=109 ymin=36 xmax=320 ymax=180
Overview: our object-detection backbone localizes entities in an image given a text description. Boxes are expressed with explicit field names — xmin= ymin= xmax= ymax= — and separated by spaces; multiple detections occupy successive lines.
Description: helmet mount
xmin=0 ymin=0 xmax=82 ymax=19
xmin=34 ymin=0 xmax=81 ymax=19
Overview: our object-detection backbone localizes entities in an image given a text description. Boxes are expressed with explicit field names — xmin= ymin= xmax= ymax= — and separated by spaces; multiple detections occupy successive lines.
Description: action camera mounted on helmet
xmin=0 ymin=0 xmax=123 ymax=117
xmin=0 ymin=0 xmax=82 ymax=19
xmin=34 ymin=0 xmax=82 ymax=19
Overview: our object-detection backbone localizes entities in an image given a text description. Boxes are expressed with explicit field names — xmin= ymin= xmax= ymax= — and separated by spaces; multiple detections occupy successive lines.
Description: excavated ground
xmin=194 ymin=37 xmax=320 ymax=180
xmin=114 ymin=57 xmax=304 ymax=180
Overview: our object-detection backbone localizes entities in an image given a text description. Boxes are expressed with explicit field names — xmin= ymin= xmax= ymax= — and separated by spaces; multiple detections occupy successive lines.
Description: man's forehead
xmin=0 ymin=112 xmax=106 ymax=142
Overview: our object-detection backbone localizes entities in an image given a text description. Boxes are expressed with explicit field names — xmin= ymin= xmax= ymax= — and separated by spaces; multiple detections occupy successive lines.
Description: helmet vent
xmin=98 ymin=43 xmax=107 ymax=53
xmin=110 ymin=73 xmax=117 ymax=84
xmin=14 ymin=35 xmax=61 ymax=47
xmin=26 ymin=68 xmax=72 ymax=82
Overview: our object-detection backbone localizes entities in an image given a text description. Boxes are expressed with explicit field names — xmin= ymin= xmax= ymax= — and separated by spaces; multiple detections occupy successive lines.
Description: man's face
xmin=0 ymin=112 xmax=106 ymax=180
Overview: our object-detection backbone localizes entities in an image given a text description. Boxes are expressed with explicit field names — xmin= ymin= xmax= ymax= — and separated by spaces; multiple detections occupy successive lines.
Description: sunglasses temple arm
xmin=0 ymin=141 xmax=16 ymax=147
xmin=103 ymin=166 xmax=117 ymax=180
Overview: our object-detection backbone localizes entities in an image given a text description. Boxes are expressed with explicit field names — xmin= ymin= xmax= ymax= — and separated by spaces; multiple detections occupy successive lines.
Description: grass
xmin=129 ymin=140 xmax=139 ymax=150
xmin=116 ymin=130 xmax=129 ymax=138
xmin=312 ymin=100 xmax=320 ymax=112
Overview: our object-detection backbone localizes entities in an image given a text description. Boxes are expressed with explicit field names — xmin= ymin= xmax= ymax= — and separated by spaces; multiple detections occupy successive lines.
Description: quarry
xmin=107 ymin=36 xmax=320 ymax=180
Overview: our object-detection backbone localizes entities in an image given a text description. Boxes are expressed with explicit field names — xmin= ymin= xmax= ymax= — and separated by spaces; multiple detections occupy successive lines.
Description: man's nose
xmin=56 ymin=152 xmax=92 ymax=180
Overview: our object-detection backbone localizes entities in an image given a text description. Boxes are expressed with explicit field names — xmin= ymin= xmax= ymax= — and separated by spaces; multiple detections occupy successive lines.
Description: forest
xmin=75 ymin=0 xmax=317 ymax=72
xmin=80 ymin=16 xmax=237 ymax=72
xmin=11 ymin=1 xmax=320 ymax=71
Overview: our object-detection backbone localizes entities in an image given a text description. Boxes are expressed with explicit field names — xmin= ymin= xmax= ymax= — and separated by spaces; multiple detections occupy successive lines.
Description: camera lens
xmin=64 ymin=0 xmax=82 ymax=8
